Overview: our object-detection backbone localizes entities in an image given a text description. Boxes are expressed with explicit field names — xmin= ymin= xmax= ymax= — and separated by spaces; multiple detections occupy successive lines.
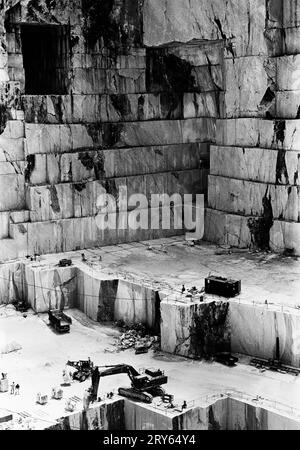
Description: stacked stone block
xmin=143 ymin=0 xmax=300 ymax=255
xmin=0 ymin=1 xmax=219 ymax=261
xmin=204 ymin=0 xmax=300 ymax=255
xmin=2 ymin=0 xmax=299 ymax=258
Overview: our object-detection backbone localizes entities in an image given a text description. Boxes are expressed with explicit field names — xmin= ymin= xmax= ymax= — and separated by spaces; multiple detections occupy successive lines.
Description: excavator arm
xmin=90 ymin=365 xmax=139 ymax=402
xmin=89 ymin=364 xmax=167 ymax=404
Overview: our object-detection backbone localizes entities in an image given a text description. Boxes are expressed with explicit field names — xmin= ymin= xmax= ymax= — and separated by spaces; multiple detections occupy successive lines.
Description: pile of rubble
xmin=114 ymin=322 xmax=160 ymax=354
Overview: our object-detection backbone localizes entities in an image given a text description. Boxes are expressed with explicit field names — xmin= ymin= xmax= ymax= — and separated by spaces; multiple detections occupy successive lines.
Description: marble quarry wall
xmin=160 ymin=299 xmax=231 ymax=359
xmin=48 ymin=398 xmax=125 ymax=430
xmin=0 ymin=255 xmax=299 ymax=366
xmin=76 ymin=269 xmax=161 ymax=331
xmin=0 ymin=0 xmax=219 ymax=262
xmin=144 ymin=0 xmax=300 ymax=255
xmin=160 ymin=298 xmax=300 ymax=367
xmin=1 ymin=260 xmax=161 ymax=331
xmin=46 ymin=395 xmax=300 ymax=430
xmin=1 ymin=256 xmax=299 ymax=366
xmin=173 ymin=396 xmax=300 ymax=430
xmin=1 ymin=1 xmax=299 ymax=258
xmin=230 ymin=302 xmax=300 ymax=367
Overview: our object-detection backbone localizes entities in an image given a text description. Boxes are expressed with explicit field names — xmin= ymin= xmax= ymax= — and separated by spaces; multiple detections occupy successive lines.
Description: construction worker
xmin=15 ymin=384 xmax=20 ymax=395
xmin=10 ymin=382 xmax=15 ymax=395
xmin=181 ymin=285 xmax=186 ymax=294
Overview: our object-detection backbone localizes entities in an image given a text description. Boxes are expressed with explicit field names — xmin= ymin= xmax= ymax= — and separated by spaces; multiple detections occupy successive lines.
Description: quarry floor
xmin=1 ymin=237 xmax=300 ymax=428
xmin=29 ymin=236 xmax=300 ymax=307
xmin=1 ymin=307 xmax=300 ymax=429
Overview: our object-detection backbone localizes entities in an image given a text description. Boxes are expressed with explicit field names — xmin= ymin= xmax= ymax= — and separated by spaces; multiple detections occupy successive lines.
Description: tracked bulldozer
xmin=90 ymin=364 xmax=168 ymax=404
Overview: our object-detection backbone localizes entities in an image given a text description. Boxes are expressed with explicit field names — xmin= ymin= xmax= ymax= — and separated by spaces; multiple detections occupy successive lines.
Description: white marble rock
xmin=210 ymin=145 xmax=300 ymax=185
xmin=208 ymin=175 xmax=300 ymax=221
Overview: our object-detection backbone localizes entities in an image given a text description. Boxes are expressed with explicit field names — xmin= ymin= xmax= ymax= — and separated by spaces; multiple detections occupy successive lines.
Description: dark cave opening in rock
xmin=21 ymin=24 xmax=70 ymax=95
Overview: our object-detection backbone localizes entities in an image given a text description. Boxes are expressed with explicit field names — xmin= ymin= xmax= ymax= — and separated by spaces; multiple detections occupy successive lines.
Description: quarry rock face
xmin=46 ymin=396 xmax=300 ymax=430
xmin=48 ymin=399 xmax=125 ymax=430
xmin=0 ymin=0 xmax=215 ymax=260
xmin=0 ymin=0 xmax=300 ymax=258
xmin=160 ymin=296 xmax=300 ymax=367
xmin=160 ymin=299 xmax=231 ymax=359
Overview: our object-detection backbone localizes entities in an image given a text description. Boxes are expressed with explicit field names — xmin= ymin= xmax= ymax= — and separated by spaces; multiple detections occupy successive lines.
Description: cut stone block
xmin=276 ymin=91 xmax=300 ymax=118
xmin=106 ymin=69 xmax=146 ymax=94
xmin=208 ymin=175 xmax=300 ymax=221
xmin=72 ymin=68 xmax=107 ymax=94
xmin=2 ymin=121 xmax=25 ymax=139
xmin=33 ymin=142 xmax=208 ymax=184
xmin=0 ymin=212 xmax=9 ymax=238
xmin=114 ymin=280 xmax=160 ymax=331
xmin=0 ymin=237 xmax=27 ymax=261
xmin=183 ymin=92 xmax=221 ymax=118
xmin=224 ymin=57 xmax=272 ymax=118
xmin=25 ymin=124 xmax=94 ymax=154
xmin=216 ymin=118 xmax=300 ymax=151
xmin=0 ymin=174 xmax=25 ymax=212
xmin=0 ymin=161 xmax=24 ymax=175
xmin=143 ymin=0 xmax=272 ymax=57
xmin=24 ymin=265 xmax=77 ymax=312
xmin=160 ymin=298 xmax=230 ymax=358
xmin=0 ymin=137 xmax=24 ymax=161
xmin=27 ymin=169 xmax=207 ymax=221
xmin=26 ymin=215 xmax=183 ymax=257
xmin=205 ymin=208 xmax=300 ymax=255
xmin=283 ymin=27 xmax=300 ymax=54
xmin=283 ymin=0 xmax=300 ymax=27
xmin=210 ymin=145 xmax=300 ymax=185
xmin=10 ymin=210 xmax=30 ymax=224
xmin=102 ymin=118 xmax=216 ymax=148
xmin=277 ymin=55 xmax=300 ymax=91
xmin=230 ymin=302 xmax=300 ymax=367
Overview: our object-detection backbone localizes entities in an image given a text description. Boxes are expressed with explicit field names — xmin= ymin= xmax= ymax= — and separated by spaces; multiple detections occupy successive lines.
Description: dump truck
xmin=48 ymin=310 xmax=72 ymax=333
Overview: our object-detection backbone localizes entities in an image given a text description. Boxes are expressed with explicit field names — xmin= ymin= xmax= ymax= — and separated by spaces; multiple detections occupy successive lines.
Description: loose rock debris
xmin=113 ymin=322 xmax=160 ymax=353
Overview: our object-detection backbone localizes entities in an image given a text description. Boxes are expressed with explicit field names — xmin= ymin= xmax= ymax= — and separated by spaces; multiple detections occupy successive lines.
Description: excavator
xmin=89 ymin=364 xmax=168 ymax=404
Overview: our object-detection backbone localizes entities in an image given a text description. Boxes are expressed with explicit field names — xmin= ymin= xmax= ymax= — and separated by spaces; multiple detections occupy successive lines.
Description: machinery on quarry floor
xmin=215 ymin=352 xmax=239 ymax=367
xmin=67 ymin=359 xmax=94 ymax=382
xmin=205 ymin=276 xmax=241 ymax=298
xmin=250 ymin=338 xmax=300 ymax=376
xmin=48 ymin=310 xmax=72 ymax=333
xmin=89 ymin=364 xmax=168 ymax=404
xmin=12 ymin=300 xmax=30 ymax=313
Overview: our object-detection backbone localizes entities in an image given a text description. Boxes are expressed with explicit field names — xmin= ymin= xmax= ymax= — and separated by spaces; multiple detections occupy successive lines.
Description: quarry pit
xmin=0 ymin=0 xmax=300 ymax=433
xmin=0 ymin=238 xmax=300 ymax=430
